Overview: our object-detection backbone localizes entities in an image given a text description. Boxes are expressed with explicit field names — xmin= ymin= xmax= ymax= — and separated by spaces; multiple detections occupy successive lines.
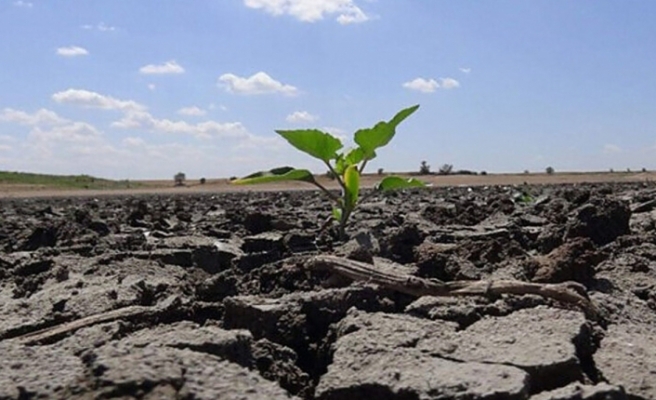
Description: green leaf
xmin=344 ymin=147 xmax=365 ymax=166
xmin=389 ymin=104 xmax=420 ymax=129
xmin=376 ymin=176 xmax=426 ymax=192
xmin=353 ymin=122 xmax=392 ymax=160
xmin=343 ymin=165 xmax=360 ymax=209
xmin=232 ymin=167 xmax=316 ymax=185
xmin=276 ymin=129 xmax=343 ymax=162
xmin=354 ymin=105 xmax=419 ymax=160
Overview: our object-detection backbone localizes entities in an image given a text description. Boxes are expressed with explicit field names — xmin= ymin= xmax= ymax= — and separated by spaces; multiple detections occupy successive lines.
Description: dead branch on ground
xmin=308 ymin=255 xmax=599 ymax=320
xmin=9 ymin=296 xmax=181 ymax=346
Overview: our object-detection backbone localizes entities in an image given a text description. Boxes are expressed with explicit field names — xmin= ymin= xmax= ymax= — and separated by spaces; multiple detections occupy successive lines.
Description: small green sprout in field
xmin=512 ymin=182 xmax=535 ymax=204
xmin=513 ymin=191 xmax=534 ymax=204
xmin=233 ymin=105 xmax=426 ymax=239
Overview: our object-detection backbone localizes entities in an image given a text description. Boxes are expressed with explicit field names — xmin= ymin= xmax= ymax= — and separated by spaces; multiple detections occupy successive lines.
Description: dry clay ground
xmin=2 ymin=175 xmax=656 ymax=399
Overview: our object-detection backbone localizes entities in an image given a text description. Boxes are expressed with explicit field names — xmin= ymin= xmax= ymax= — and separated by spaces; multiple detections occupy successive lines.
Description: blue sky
xmin=1 ymin=0 xmax=655 ymax=179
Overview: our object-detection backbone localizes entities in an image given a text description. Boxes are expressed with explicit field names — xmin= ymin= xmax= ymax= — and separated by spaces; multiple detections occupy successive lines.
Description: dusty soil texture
xmin=1 ymin=181 xmax=656 ymax=399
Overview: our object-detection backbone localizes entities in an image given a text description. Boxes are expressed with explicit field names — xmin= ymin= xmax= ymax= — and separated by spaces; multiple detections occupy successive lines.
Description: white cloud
xmin=0 ymin=107 xmax=288 ymax=179
xmin=0 ymin=108 xmax=69 ymax=126
xmin=13 ymin=1 xmax=33 ymax=8
xmin=111 ymin=110 xmax=249 ymax=140
xmin=603 ymin=144 xmax=622 ymax=154
xmin=139 ymin=60 xmax=185 ymax=75
xmin=52 ymin=89 xmax=146 ymax=112
xmin=234 ymin=134 xmax=283 ymax=150
xmin=122 ymin=137 xmax=146 ymax=147
xmin=68 ymin=143 xmax=119 ymax=157
xmin=177 ymin=106 xmax=207 ymax=117
xmin=403 ymin=77 xmax=460 ymax=93
xmin=0 ymin=106 xmax=106 ymax=165
xmin=209 ymin=104 xmax=229 ymax=112
xmin=336 ymin=9 xmax=368 ymax=24
xmin=403 ymin=78 xmax=440 ymax=93
xmin=459 ymin=67 xmax=471 ymax=74
xmin=0 ymin=107 xmax=101 ymax=143
xmin=98 ymin=22 xmax=116 ymax=31
xmin=110 ymin=111 xmax=150 ymax=129
xmin=56 ymin=46 xmax=89 ymax=57
xmin=81 ymin=23 xmax=116 ymax=31
xmin=244 ymin=0 xmax=370 ymax=24
xmin=30 ymin=122 xmax=101 ymax=143
xmin=0 ymin=134 xmax=17 ymax=142
xmin=219 ymin=71 xmax=299 ymax=96
xmin=147 ymin=84 xmax=156 ymax=91
xmin=440 ymin=77 xmax=460 ymax=89
xmin=286 ymin=111 xmax=318 ymax=123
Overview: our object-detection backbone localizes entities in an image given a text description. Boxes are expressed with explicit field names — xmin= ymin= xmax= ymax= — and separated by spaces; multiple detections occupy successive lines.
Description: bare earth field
xmin=0 ymin=171 xmax=654 ymax=198
xmin=1 ymin=173 xmax=656 ymax=399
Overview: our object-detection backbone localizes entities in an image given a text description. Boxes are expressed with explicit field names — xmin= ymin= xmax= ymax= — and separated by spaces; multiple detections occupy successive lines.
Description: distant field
xmin=0 ymin=171 xmax=144 ymax=191
xmin=0 ymin=170 xmax=655 ymax=199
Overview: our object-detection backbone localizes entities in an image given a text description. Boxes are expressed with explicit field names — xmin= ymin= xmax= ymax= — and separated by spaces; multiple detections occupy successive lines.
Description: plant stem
xmin=325 ymin=161 xmax=346 ymax=191
xmin=338 ymin=205 xmax=352 ymax=240
xmin=358 ymin=159 xmax=368 ymax=174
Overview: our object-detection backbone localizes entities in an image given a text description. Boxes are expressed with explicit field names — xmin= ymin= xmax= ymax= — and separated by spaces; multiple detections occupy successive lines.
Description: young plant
xmin=233 ymin=105 xmax=426 ymax=239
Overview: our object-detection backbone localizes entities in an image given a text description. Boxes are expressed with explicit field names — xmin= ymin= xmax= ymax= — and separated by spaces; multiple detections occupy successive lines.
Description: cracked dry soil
xmin=1 ymin=182 xmax=656 ymax=399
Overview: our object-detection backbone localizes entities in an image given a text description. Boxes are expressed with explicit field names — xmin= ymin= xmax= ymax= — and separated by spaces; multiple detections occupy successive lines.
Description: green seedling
xmin=514 ymin=191 xmax=534 ymax=204
xmin=512 ymin=184 xmax=535 ymax=204
xmin=233 ymin=105 xmax=426 ymax=239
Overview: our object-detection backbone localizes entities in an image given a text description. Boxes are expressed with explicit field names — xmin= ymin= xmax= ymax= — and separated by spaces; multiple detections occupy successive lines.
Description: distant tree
xmin=627 ymin=168 xmax=631 ymax=173
xmin=200 ymin=177 xmax=206 ymax=185
xmin=480 ymin=171 xmax=488 ymax=176
xmin=174 ymin=172 xmax=186 ymax=186
xmin=377 ymin=168 xmax=384 ymax=175
xmin=419 ymin=160 xmax=431 ymax=175
xmin=438 ymin=164 xmax=453 ymax=175
xmin=609 ymin=168 xmax=614 ymax=173
xmin=524 ymin=170 xmax=530 ymax=174
xmin=642 ymin=167 xmax=648 ymax=173
xmin=545 ymin=166 xmax=555 ymax=175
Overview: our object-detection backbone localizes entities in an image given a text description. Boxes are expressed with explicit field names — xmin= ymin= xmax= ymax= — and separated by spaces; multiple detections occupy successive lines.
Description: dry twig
xmin=309 ymin=255 xmax=599 ymax=320
xmin=10 ymin=296 xmax=180 ymax=345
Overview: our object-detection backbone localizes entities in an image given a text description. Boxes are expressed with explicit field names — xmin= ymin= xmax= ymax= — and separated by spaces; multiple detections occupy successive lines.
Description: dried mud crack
xmin=1 ymin=183 xmax=655 ymax=399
